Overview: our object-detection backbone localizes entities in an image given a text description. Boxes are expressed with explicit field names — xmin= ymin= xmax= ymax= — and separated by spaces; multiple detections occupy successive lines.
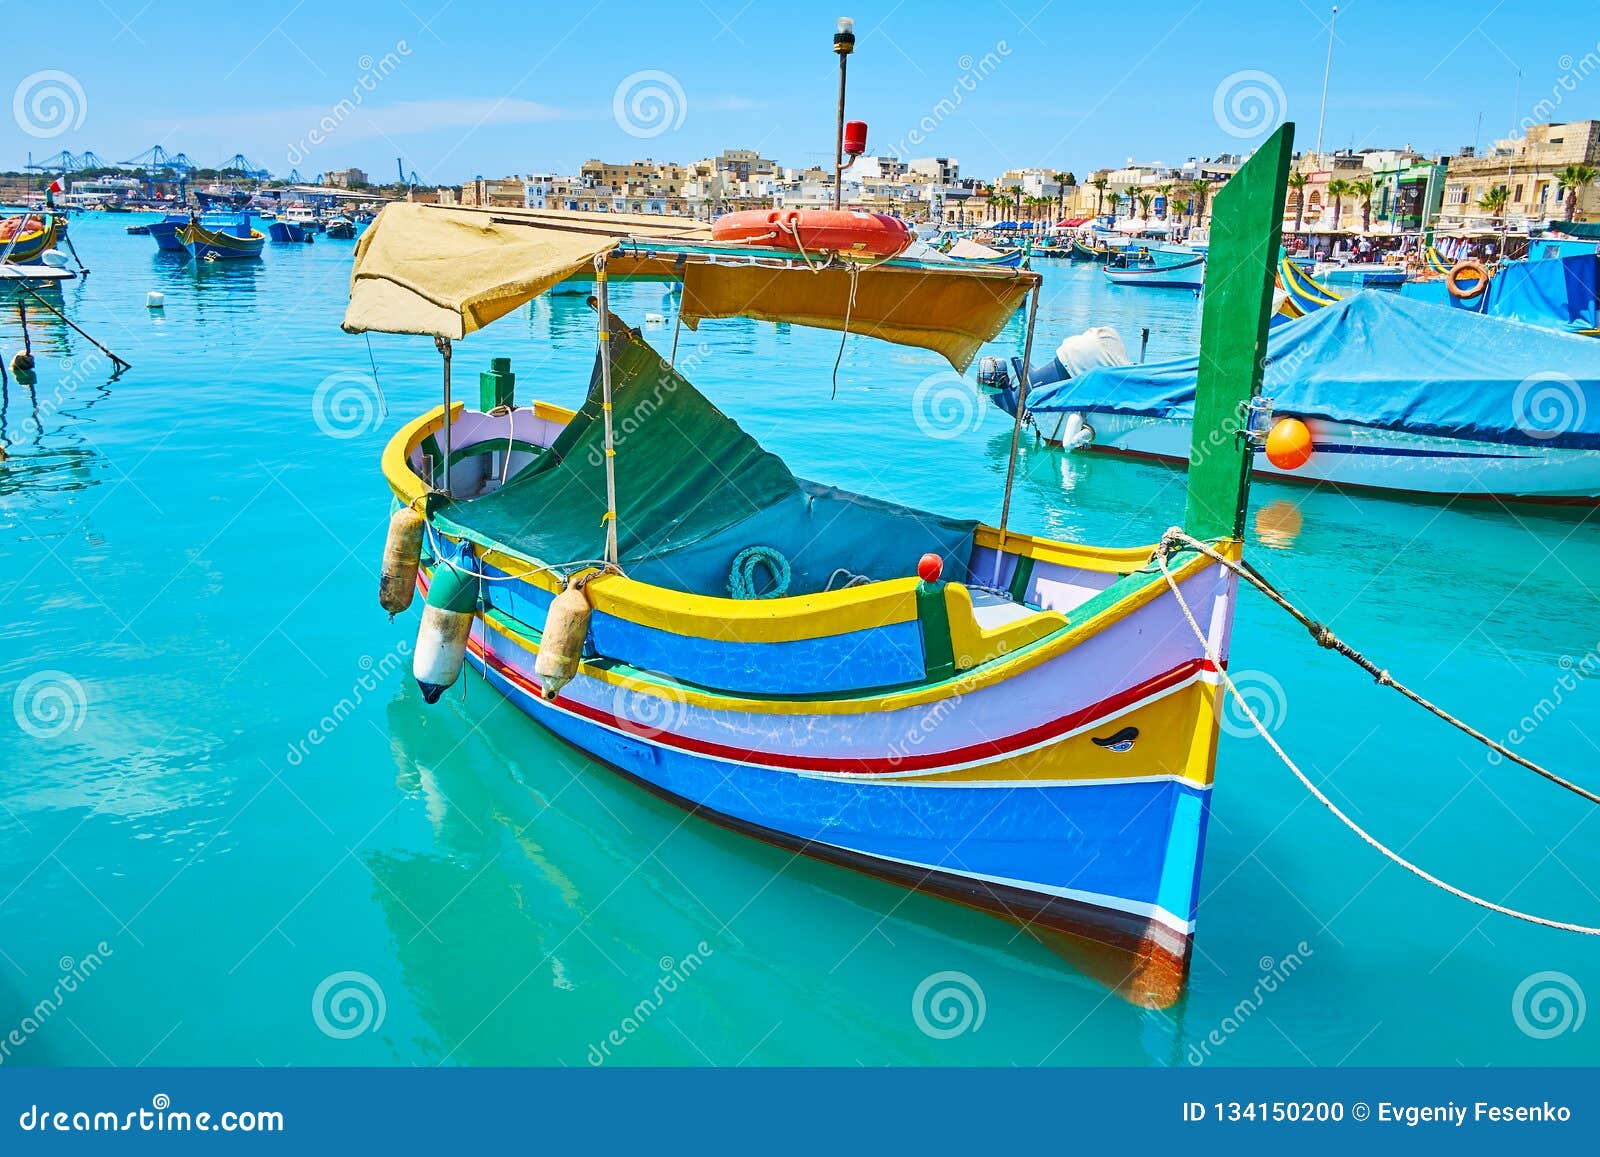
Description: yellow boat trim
xmin=469 ymin=541 xmax=1219 ymax=715
xmin=972 ymin=525 xmax=1156 ymax=574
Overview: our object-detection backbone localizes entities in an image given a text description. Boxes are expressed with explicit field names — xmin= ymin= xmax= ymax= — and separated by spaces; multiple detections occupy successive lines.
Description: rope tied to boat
xmin=1154 ymin=526 xmax=1600 ymax=936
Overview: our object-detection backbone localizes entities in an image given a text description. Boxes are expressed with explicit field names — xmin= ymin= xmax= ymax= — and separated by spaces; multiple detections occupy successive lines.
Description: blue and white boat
xmin=1103 ymin=248 xmax=1205 ymax=289
xmin=268 ymin=220 xmax=314 ymax=243
xmin=1013 ymin=293 xmax=1600 ymax=505
xmin=146 ymin=212 xmax=251 ymax=253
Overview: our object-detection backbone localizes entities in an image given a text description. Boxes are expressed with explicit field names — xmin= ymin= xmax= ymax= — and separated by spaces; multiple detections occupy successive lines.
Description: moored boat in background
xmin=179 ymin=216 xmax=266 ymax=259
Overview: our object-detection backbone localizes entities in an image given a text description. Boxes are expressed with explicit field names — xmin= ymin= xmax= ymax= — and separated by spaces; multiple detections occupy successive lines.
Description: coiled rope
xmin=1155 ymin=526 xmax=1600 ymax=935
xmin=728 ymin=545 xmax=791 ymax=600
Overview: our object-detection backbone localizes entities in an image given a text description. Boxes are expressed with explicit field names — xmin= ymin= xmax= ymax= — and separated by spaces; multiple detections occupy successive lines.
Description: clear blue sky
xmin=8 ymin=0 xmax=1595 ymax=183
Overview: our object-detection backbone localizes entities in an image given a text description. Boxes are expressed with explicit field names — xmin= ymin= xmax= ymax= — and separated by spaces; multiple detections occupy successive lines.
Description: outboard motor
xmin=1011 ymin=327 xmax=1133 ymax=449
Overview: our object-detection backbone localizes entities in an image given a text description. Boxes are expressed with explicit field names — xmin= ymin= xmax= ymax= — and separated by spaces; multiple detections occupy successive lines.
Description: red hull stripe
xmin=469 ymin=634 xmax=1214 ymax=776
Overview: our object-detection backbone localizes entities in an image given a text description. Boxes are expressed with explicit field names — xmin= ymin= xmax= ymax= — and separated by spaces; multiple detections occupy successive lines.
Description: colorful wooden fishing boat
xmin=179 ymin=217 xmax=266 ymax=260
xmin=348 ymin=128 xmax=1295 ymax=1006
xmin=1278 ymin=254 xmax=1341 ymax=314
xmin=0 ymin=213 xmax=62 ymax=264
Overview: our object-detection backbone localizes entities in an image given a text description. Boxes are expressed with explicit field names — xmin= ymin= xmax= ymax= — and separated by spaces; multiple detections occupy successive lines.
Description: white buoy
xmin=644 ymin=312 xmax=666 ymax=327
xmin=413 ymin=558 xmax=478 ymax=703
xmin=146 ymin=291 xmax=165 ymax=310
xmin=40 ymin=249 xmax=69 ymax=269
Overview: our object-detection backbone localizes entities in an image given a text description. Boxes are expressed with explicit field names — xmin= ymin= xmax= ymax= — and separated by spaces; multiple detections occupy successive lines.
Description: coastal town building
xmin=1439 ymin=120 xmax=1600 ymax=227
xmin=325 ymin=167 xmax=369 ymax=189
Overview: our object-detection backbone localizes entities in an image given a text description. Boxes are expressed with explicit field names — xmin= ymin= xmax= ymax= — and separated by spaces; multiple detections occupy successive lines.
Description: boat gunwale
xmin=383 ymin=402 xmax=1231 ymax=697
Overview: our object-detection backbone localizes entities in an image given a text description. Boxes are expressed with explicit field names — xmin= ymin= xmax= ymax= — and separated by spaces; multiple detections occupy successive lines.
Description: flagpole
xmin=1315 ymin=5 xmax=1338 ymax=156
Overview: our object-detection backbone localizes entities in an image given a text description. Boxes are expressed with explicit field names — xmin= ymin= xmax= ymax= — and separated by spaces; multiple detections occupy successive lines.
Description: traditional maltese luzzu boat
xmin=346 ymin=127 xmax=1295 ymax=1006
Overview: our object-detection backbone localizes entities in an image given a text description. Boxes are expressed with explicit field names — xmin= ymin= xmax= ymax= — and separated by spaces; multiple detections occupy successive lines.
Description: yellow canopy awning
xmin=343 ymin=204 xmax=708 ymax=339
xmin=343 ymin=203 xmax=1037 ymax=369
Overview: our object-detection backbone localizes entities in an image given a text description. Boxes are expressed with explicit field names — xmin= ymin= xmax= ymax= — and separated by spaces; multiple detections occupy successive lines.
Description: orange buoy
xmin=711 ymin=209 xmax=912 ymax=258
xmin=1446 ymin=259 xmax=1490 ymax=300
xmin=1264 ymin=417 xmax=1314 ymax=470
xmin=917 ymin=553 xmax=944 ymax=583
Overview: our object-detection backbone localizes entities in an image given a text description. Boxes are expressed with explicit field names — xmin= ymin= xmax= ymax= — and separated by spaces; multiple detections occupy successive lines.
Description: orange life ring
xmin=711 ymin=209 xmax=912 ymax=258
xmin=1446 ymin=259 xmax=1490 ymax=300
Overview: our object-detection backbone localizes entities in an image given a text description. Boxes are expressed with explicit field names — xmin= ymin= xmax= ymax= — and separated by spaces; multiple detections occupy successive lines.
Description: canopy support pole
xmin=595 ymin=254 xmax=620 ymax=567
xmin=993 ymin=283 xmax=1041 ymax=586
xmin=435 ymin=335 xmax=453 ymax=496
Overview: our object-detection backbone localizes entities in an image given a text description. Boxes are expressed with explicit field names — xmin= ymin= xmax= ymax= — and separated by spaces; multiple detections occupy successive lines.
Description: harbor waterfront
xmin=2 ymin=210 xmax=1598 ymax=1066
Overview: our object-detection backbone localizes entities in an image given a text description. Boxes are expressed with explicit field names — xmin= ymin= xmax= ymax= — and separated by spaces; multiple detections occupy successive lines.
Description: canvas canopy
xmin=432 ymin=321 xmax=977 ymax=595
xmin=344 ymin=203 xmax=1035 ymax=370
xmin=1401 ymin=252 xmax=1599 ymax=333
xmin=1026 ymin=291 xmax=1600 ymax=450
xmin=343 ymin=204 xmax=707 ymax=339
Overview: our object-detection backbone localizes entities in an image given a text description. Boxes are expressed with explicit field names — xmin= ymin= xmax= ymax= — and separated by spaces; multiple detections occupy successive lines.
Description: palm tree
xmin=1053 ymin=171 xmax=1074 ymax=220
xmin=1558 ymin=164 xmax=1597 ymax=221
xmin=1136 ymin=191 xmax=1155 ymax=221
xmin=1326 ymin=178 xmax=1351 ymax=230
xmin=1153 ymin=183 xmax=1172 ymax=219
xmin=1287 ymin=171 xmax=1309 ymax=231
xmin=1478 ymin=184 xmax=1510 ymax=225
xmin=1187 ymin=178 xmax=1211 ymax=224
xmin=1090 ymin=175 xmax=1110 ymax=216
xmin=1106 ymin=190 xmax=1123 ymax=218
xmin=1350 ymin=177 xmax=1375 ymax=233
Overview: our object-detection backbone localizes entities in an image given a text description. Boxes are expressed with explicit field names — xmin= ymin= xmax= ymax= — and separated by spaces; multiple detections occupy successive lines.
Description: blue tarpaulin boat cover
xmin=1026 ymin=291 xmax=1600 ymax=449
xmin=1401 ymin=253 xmax=1599 ymax=333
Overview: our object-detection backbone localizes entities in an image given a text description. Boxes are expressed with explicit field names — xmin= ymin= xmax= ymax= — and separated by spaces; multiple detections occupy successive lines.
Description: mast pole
xmin=595 ymin=253 xmax=620 ymax=567
xmin=832 ymin=17 xmax=855 ymax=211
xmin=994 ymin=279 xmax=1042 ymax=580
xmin=1315 ymin=5 xmax=1337 ymax=157
xmin=435 ymin=335 xmax=453 ymax=496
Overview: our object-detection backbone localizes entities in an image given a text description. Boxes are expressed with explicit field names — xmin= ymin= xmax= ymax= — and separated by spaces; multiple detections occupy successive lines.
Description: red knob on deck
xmin=917 ymin=553 xmax=944 ymax=583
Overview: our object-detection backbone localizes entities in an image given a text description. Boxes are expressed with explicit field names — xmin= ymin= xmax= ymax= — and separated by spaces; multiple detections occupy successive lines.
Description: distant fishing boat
xmin=324 ymin=216 xmax=357 ymax=239
xmin=146 ymin=212 xmax=251 ymax=253
xmin=1103 ymin=249 xmax=1205 ymax=289
xmin=0 ymin=213 xmax=63 ymax=264
xmin=282 ymin=204 xmax=325 ymax=233
xmin=268 ymin=220 xmax=314 ymax=243
xmin=344 ymin=125 xmax=1297 ymax=1008
xmin=193 ymin=186 xmax=252 ymax=211
xmin=1019 ymin=292 xmax=1600 ymax=504
xmin=179 ymin=217 xmax=266 ymax=260
xmin=1277 ymin=255 xmax=1341 ymax=316
xmin=1314 ymin=260 xmax=1406 ymax=287
xmin=944 ymin=237 xmax=1025 ymax=267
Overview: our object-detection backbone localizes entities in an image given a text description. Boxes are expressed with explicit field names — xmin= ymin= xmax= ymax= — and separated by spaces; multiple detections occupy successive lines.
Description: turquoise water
xmin=2 ymin=213 xmax=1598 ymax=1067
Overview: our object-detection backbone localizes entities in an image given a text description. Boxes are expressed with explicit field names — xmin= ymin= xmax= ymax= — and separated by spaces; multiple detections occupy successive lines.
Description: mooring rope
xmin=1154 ymin=527 xmax=1600 ymax=935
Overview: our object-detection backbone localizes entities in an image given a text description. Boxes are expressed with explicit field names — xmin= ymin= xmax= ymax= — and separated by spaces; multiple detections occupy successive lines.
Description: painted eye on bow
xmin=1090 ymin=726 xmax=1139 ymax=754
